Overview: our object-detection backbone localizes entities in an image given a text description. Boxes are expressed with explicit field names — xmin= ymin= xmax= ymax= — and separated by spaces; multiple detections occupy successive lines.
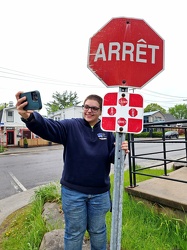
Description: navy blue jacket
xmin=24 ymin=112 xmax=115 ymax=194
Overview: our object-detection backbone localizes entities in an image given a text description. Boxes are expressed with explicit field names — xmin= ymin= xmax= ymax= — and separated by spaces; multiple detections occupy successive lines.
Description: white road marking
xmin=8 ymin=171 xmax=27 ymax=191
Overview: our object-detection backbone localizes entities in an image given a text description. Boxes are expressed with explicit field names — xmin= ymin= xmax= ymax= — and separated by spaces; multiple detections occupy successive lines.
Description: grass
xmin=0 ymin=182 xmax=61 ymax=250
xmin=0 ymin=169 xmax=187 ymax=250
xmin=107 ymin=170 xmax=187 ymax=250
xmin=0 ymin=146 xmax=6 ymax=153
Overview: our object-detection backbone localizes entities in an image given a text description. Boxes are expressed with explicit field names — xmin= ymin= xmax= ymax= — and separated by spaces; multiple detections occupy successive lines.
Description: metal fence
xmin=127 ymin=119 xmax=187 ymax=187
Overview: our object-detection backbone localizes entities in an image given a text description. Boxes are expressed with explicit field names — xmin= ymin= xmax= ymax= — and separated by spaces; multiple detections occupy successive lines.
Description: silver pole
xmin=110 ymin=132 xmax=126 ymax=250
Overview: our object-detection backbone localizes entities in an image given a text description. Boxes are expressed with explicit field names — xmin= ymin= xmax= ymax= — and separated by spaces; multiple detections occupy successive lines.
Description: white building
xmin=48 ymin=105 xmax=83 ymax=120
xmin=0 ymin=102 xmax=30 ymax=146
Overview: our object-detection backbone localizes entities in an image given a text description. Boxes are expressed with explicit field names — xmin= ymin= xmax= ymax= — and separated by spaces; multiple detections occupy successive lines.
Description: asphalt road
xmin=0 ymin=139 xmax=185 ymax=200
xmin=0 ymin=146 xmax=63 ymax=200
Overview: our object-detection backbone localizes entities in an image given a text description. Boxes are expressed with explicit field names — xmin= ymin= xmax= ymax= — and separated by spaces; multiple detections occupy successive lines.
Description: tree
xmin=168 ymin=104 xmax=187 ymax=119
xmin=45 ymin=91 xmax=81 ymax=114
xmin=144 ymin=103 xmax=166 ymax=114
xmin=0 ymin=103 xmax=8 ymax=111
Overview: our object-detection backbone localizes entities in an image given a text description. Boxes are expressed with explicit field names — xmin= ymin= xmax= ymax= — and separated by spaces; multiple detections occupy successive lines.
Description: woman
xmin=15 ymin=92 xmax=129 ymax=250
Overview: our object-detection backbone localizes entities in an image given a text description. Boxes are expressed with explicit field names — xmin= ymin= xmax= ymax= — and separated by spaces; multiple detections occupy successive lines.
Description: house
xmin=0 ymin=102 xmax=34 ymax=147
xmin=48 ymin=105 xmax=83 ymax=120
xmin=143 ymin=110 xmax=177 ymax=132
xmin=143 ymin=110 xmax=165 ymax=123
xmin=144 ymin=110 xmax=176 ymax=124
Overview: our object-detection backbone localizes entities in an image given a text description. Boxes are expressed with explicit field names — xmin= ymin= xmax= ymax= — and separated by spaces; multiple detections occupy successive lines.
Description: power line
xmin=0 ymin=66 xmax=104 ymax=88
xmin=0 ymin=67 xmax=186 ymax=108
xmin=139 ymin=88 xmax=187 ymax=99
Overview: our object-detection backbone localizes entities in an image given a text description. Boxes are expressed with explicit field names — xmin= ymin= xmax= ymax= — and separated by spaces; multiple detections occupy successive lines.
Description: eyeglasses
xmin=82 ymin=104 xmax=100 ymax=112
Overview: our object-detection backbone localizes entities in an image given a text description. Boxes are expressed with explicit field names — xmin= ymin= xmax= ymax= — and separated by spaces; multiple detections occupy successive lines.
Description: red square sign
xmin=101 ymin=91 xmax=144 ymax=133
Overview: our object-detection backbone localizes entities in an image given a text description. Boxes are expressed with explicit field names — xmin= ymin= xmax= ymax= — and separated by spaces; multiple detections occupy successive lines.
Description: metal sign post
xmin=101 ymin=86 xmax=143 ymax=249
xmin=110 ymin=131 xmax=126 ymax=250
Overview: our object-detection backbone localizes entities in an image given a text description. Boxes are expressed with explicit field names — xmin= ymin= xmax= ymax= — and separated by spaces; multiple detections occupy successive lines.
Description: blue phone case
xmin=20 ymin=90 xmax=42 ymax=110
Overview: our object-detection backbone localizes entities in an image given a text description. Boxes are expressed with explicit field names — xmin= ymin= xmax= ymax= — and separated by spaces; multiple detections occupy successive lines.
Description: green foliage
xmin=151 ymin=131 xmax=163 ymax=138
xmin=144 ymin=103 xmax=166 ymax=114
xmin=119 ymin=193 xmax=187 ymax=250
xmin=107 ymin=170 xmax=187 ymax=250
xmin=134 ymin=131 xmax=163 ymax=138
xmin=134 ymin=132 xmax=150 ymax=138
xmin=0 ymin=145 xmax=6 ymax=153
xmin=2 ymin=176 xmax=187 ymax=250
xmin=45 ymin=90 xmax=81 ymax=114
xmin=168 ymin=104 xmax=187 ymax=119
xmin=0 ymin=103 xmax=8 ymax=111
xmin=23 ymin=137 xmax=28 ymax=145
xmin=1 ymin=182 xmax=61 ymax=250
xmin=33 ymin=181 xmax=61 ymax=204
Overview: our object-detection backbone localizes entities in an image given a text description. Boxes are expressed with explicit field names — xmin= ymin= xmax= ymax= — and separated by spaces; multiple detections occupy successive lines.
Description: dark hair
xmin=83 ymin=94 xmax=103 ymax=111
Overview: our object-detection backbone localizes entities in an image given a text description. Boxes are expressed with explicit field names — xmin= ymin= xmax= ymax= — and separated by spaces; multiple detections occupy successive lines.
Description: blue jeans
xmin=61 ymin=186 xmax=111 ymax=250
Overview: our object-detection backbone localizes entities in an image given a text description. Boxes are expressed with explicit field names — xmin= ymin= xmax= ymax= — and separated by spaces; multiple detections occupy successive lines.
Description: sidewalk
xmin=125 ymin=166 xmax=187 ymax=213
xmin=0 ymin=144 xmax=63 ymax=155
xmin=0 ymin=187 xmax=38 ymax=225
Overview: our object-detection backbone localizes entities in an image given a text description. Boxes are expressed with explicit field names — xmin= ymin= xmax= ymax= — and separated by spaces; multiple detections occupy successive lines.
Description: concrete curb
xmin=0 ymin=145 xmax=63 ymax=156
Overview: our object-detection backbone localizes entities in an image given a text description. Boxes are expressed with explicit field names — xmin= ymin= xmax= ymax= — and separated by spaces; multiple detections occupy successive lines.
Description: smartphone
xmin=20 ymin=90 xmax=42 ymax=110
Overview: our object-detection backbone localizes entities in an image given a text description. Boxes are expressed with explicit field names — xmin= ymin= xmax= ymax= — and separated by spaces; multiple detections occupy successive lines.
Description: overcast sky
xmin=0 ymin=0 xmax=186 ymax=115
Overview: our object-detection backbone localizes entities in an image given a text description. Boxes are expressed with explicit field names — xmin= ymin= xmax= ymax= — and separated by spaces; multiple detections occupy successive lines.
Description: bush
xmin=0 ymin=146 xmax=5 ymax=153
xmin=133 ymin=131 xmax=163 ymax=138
xmin=23 ymin=137 xmax=28 ymax=145
xmin=151 ymin=131 xmax=163 ymax=138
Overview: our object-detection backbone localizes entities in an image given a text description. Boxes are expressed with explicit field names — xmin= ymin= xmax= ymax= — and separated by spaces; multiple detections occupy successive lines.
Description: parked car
xmin=165 ymin=131 xmax=179 ymax=139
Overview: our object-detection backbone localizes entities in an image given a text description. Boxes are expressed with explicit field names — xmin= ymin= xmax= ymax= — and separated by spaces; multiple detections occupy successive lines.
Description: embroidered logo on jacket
xmin=97 ymin=133 xmax=107 ymax=140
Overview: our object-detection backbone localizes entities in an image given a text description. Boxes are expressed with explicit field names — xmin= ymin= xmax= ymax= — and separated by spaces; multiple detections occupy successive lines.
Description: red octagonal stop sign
xmin=88 ymin=17 xmax=164 ymax=88
xmin=129 ymin=108 xmax=138 ymax=117
xmin=117 ymin=118 xmax=126 ymax=126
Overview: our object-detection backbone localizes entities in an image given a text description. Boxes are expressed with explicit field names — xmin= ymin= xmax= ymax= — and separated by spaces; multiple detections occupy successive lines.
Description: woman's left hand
xmin=121 ymin=141 xmax=129 ymax=154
